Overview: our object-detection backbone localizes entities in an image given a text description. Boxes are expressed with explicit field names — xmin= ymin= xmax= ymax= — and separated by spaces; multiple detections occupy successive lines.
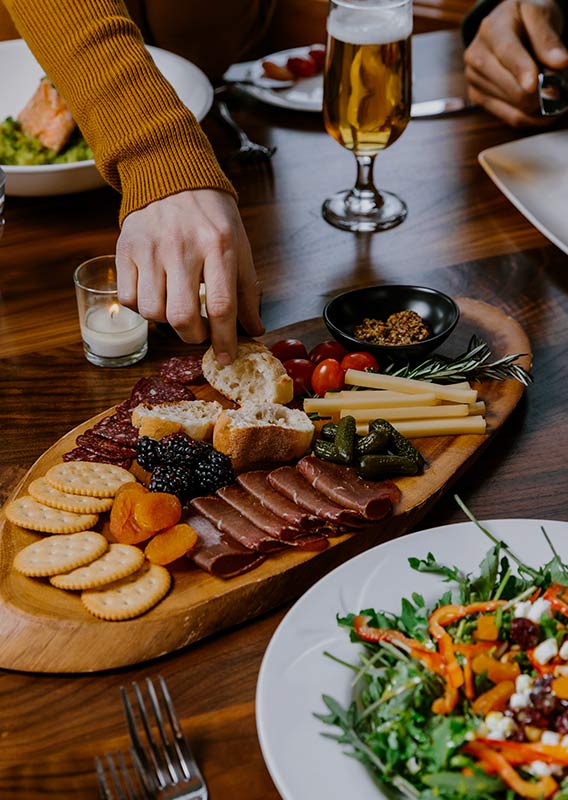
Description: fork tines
xmin=95 ymin=750 xmax=151 ymax=800
xmin=121 ymin=675 xmax=207 ymax=798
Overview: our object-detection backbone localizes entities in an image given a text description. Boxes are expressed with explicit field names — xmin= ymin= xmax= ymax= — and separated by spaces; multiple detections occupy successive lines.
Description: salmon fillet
xmin=17 ymin=77 xmax=76 ymax=153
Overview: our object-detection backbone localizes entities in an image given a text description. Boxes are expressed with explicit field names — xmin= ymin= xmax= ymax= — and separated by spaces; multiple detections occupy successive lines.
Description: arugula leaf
xmin=468 ymin=545 xmax=500 ymax=601
xmin=422 ymin=769 xmax=506 ymax=796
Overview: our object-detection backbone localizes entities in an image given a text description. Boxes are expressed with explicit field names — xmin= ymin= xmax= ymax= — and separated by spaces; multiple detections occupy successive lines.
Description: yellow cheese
xmin=304 ymin=392 xmax=437 ymax=413
xmin=355 ymin=415 xmax=487 ymax=437
xmin=341 ymin=404 xmax=470 ymax=422
xmin=344 ymin=369 xmax=478 ymax=404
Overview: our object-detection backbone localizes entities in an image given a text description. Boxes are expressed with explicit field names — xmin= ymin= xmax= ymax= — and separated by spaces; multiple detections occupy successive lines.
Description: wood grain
xmin=0 ymin=298 xmax=529 ymax=672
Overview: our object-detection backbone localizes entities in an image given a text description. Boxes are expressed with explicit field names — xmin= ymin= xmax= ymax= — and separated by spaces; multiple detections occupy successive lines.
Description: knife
xmin=410 ymin=97 xmax=473 ymax=118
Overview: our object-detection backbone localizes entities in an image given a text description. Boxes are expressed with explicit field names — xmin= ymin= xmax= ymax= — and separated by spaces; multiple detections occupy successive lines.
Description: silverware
xmin=96 ymin=750 xmax=151 ymax=800
xmin=410 ymin=97 xmax=473 ymax=118
xmin=538 ymin=69 xmax=568 ymax=116
xmin=215 ymin=99 xmax=276 ymax=163
xmin=121 ymin=676 xmax=208 ymax=800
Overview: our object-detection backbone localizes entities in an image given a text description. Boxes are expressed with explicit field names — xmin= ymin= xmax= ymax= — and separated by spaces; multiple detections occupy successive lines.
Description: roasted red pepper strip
xmin=475 ymin=738 xmax=568 ymax=766
xmin=352 ymin=616 xmax=445 ymax=675
xmin=543 ymin=583 xmax=568 ymax=617
xmin=464 ymin=742 xmax=558 ymax=798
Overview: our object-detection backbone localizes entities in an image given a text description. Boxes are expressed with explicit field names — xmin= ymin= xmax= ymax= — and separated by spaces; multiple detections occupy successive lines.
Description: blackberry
xmin=136 ymin=436 xmax=163 ymax=471
xmin=160 ymin=432 xmax=211 ymax=467
xmin=193 ymin=448 xmax=234 ymax=494
xmin=149 ymin=464 xmax=193 ymax=503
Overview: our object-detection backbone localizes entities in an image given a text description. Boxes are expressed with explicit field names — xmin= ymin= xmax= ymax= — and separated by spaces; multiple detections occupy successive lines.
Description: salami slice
xmin=268 ymin=467 xmax=365 ymax=527
xmin=62 ymin=447 xmax=132 ymax=470
xmin=75 ymin=431 xmax=137 ymax=461
xmin=186 ymin=513 xmax=265 ymax=578
xmin=128 ymin=377 xmax=194 ymax=409
xmin=190 ymin=496 xmax=286 ymax=553
xmin=114 ymin=400 xmax=133 ymax=422
xmin=159 ymin=355 xmax=204 ymax=385
xmin=92 ymin=414 xmax=139 ymax=447
xmin=297 ymin=455 xmax=400 ymax=520
xmin=218 ymin=484 xmax=328 ymax=551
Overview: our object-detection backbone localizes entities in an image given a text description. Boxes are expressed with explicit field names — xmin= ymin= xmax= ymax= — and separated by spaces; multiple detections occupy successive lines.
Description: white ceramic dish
xmin=223 ymin=46 xmax=324 ymax=113
xmin=0 ymin=39 xmax=214 ymax=196
xmin=479 ymin=130 xmax=568 ymax=255
xmin=256 ymin=517 xmax=568 ymax=800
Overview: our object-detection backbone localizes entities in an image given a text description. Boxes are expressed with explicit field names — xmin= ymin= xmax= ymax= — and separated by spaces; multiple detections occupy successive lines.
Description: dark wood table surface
xmin=0 ymin=29 xmax=567 ymax=799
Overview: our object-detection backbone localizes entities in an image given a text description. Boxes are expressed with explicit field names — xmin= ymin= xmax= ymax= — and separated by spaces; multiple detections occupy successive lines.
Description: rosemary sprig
xmin=385 ymin=335 xmax=532 ymax=386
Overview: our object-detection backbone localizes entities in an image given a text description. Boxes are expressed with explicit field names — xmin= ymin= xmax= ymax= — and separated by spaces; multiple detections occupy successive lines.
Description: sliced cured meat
xmin=159 ymin=355 xmax=204 ymax=385
xmin=218 ymin=484 xmax=328 ymax=551
xmin=268 ymin=466 xmax=365 ymax=528
xmin=92 ymin=414 xmax=139 ymax=447
xmin=128 ymin=377 xmax=194 ymax=409
xmin=190 ymin=496 xmax=286 ymax=554
xmin=297 ymin=455 xmax=400 ymax=520
xmin=237 ymin=470 xmax=324 ymax=531
xmin=114 ymin=400 xmax=133 ymax=422
xmin=75 ymin=431 xmax=137 ymax=461
xmin=186 ymin=513 xmax=265 ymax=578
xmin=62 ymin=447 xmax=132 ymax=470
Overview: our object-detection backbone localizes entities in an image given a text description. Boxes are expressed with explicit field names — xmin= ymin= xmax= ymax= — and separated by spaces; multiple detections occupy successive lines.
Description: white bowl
xmin=0 ymin=39 xmax=214 ymax=197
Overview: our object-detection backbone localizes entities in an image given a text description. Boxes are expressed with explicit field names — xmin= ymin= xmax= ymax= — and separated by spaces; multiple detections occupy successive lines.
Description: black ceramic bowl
xmin=323 ymin=285 xmax=460 ymax=361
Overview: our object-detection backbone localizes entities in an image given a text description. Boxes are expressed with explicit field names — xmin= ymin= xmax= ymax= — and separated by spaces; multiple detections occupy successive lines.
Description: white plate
xmin=223 ymin=46 xmax=324 ymax=113
xmin=479 ymin=130 xmax=568 ymax=255
xmin=256 ymin=518 xmax=568 ymax=800
xmin=0 ymin=39 xmax=213 ymax=196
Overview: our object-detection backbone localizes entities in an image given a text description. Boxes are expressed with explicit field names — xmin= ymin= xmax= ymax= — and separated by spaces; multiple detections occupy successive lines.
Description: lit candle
xmin=82 ymin=302 xmax=148 ymax=358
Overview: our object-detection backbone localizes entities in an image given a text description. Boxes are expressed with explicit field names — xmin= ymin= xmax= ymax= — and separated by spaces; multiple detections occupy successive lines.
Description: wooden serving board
xmin=0 ymin=298 xmax=531 ymax=673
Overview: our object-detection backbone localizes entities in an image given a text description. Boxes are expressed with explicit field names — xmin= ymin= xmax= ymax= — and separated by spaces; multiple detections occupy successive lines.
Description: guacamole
xmin=0 ymin=116 xmax=93 ymax=166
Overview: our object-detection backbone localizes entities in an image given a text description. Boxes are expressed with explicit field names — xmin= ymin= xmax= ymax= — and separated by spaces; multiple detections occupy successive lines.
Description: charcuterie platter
xmin=0 ymin=298 xmax=531 ymax=673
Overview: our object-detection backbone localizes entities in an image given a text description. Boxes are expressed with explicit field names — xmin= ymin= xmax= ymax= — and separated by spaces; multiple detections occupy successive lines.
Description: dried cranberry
xmin=510 ymin=617 xmax=541 ymax=649
xmin=555 ymin=710 xmax=568 ymax=734
xmin=515 ymin=706 xmax=548 ymax=728
xmin=530 ymin=687 xmax=558 ymax=716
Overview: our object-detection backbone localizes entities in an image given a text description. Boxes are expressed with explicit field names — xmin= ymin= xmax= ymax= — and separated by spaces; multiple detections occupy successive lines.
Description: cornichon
xmin=320 ymin=422 xmax=338 ymax=442
xmin=355 ymin=428 xmax=390 ymax=456
xmin=369 ymin=419 xmax=425 ymax=468
xmin=313 ymin=439 xmax=344 ymax=463
xmin=357 ymin=454 xmax=420 ymax=480
xmin=334 ymin=415 xmax=356 ymax=463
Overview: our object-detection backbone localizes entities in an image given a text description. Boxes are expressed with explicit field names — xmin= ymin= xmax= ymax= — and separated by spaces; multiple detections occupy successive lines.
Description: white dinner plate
xmin=256 ymin=517 xmax=568 ymax=800
xmin=479 ymin=130 xmax=568 ymax=255
xmin=0 ymin=39 xmax=214 ymax=196
xmin=223 ymin=46 xmax=324 ymax=113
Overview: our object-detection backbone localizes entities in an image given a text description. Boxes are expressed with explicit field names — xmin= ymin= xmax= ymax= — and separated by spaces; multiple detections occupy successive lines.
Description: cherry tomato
xmin=270 ymin=338 xmax=308 ymax=362
xmin=308 ymin=46 xmax=326 ymax=72
xmin=286 ymin=56 xmax=318 ymax=78
xmin=309 ymin=340 xmax=348 ymax=365
xmin=283 ymin=358 xmax=315 ymax=397
xmin=340 ymin=351 xmax=380 ymax=373
xmin=311 ymin=358 xmax=345 ymax=395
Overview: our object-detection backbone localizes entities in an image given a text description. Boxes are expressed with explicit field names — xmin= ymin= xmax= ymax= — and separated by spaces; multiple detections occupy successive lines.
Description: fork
xmin=95 ymin=749 xmax=152 ymax=800
xmin=121 ymin=676 xmax=208 ymax=800
xmin=215 ymin=99 xmax=276 ymax=163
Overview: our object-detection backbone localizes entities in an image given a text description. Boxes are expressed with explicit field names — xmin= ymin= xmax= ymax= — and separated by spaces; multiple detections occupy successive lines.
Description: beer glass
xmin=322 ymin=0 xmax=412 ymax=232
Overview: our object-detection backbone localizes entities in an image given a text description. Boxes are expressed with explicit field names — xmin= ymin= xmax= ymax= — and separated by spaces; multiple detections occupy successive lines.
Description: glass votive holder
xmin=74 ymin=255 xmax=148 ymax=367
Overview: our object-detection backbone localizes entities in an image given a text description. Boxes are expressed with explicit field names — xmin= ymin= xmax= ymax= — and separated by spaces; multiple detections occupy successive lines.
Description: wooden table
xmin=0 ymin=30 xmax=567 ymax=799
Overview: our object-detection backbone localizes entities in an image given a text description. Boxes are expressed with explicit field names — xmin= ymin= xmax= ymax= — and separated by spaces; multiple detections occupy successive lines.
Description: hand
xmin=116 ymin=190 xmax=264 ymax=364
xmin=464 ymin=0 xmax=568 ymax=127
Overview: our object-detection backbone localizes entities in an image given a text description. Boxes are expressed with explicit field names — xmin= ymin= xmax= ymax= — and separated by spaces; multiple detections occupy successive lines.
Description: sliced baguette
xmin=202 ymin=341 xmax=293 ymax=405
xmin=213 ymin=402 xmax=314 ymax=472
xmin=131 ymin=400 xmax=223 ymax=441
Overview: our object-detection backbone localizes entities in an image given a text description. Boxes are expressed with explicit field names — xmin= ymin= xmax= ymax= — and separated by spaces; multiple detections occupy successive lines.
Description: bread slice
xmin=131 ymin=400 xmax=222 ymax=441
xmin=213 ymin=402 xmax=314 ymax=472
xmin=202 ymin=341 xmax=293 ymax=405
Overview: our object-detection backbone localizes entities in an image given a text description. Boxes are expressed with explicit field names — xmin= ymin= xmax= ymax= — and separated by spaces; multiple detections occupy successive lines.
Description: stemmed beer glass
xmin=322 ymin=0 xmax=412 ymax=232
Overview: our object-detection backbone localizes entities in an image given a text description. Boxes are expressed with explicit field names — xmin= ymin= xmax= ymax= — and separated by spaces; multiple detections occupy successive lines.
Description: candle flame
xmin=109 ymin=302 xmax=120 ymax=318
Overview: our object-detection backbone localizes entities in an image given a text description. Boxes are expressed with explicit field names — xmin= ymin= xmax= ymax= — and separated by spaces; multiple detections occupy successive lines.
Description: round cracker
xmin=14 ymin=531 xmax=108 ymax=577
xmin=45 ymin=462 xmax=135 ymax=498
xmin=50 ymin=544 xmax=145 ymax=590
xmin=81 ymin=562 xmax=171 ymax=620
xmin=28 ymin=478 xmax=113 ymax=514
xmin=5 ymin=496 xmax=99 ymax=534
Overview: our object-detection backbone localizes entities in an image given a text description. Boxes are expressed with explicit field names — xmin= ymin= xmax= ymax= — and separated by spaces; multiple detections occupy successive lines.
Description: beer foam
xmin=327 ymin=4 xmax=412 ymax=45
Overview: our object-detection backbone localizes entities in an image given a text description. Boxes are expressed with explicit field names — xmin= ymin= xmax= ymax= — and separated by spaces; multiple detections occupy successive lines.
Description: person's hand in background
xmin=464 ymin=0 xmax=568 ymax=126
xmin=116 ymin=189 xmax=264 ymax=365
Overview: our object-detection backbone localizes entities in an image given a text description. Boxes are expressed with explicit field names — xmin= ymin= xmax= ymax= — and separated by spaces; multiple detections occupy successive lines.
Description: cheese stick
xmin=341 ymin=404 xmax=470 ymax=422
xmin=355 ymin=415 xmax=487 ymax=437
xmin=344 ymin=369 xmax=478 ymax=404
xmin=304 ymin=392 xmax=437 ymax=413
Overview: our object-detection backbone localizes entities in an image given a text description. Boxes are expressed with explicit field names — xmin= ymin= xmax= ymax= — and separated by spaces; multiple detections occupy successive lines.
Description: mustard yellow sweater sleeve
xmin=4 ymin=0 xmax=237 ymax=223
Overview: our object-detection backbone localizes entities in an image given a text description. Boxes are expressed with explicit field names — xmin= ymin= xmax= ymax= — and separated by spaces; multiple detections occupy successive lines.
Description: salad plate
xmin=256 ymin=518 xmax=568 ymax=800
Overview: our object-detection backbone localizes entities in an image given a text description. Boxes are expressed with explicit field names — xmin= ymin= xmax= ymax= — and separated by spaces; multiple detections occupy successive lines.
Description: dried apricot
xmin=133 ymin=492 xmax=182 ymax=535
xmin=144 ymin=524 xmax=199 ymax=565
xmin=109 ymin=483 xmax=150 ymax=544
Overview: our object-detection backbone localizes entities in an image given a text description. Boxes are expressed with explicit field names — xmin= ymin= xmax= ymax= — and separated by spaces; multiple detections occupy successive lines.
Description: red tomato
xmin=270 ymin=338 xmax=308 ymax=362
xmin=309 ymin=340 xmax=348 ymax=365
xmin=340 ymin=352 xmax=380 ymax=373
xmin=308 ymin=46 xmax=326 ymax=71
xmin=311 ymin=358 xmax=345 ymax=395
xmin=283 ymin=358 xmax=315 ymax=397
xmin=286 ymin=56 xmax=318 ymax=78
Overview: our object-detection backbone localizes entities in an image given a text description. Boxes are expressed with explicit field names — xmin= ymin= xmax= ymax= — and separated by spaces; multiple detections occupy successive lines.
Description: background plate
xmin=256 ymin=518 xmax=568 ymax=800
xmin=479 ymin=130 xmax=568 ymax=255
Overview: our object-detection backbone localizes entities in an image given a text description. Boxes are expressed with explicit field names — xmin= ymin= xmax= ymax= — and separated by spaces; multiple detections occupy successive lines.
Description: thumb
xmin=521 ymin=2 xmax=568 ymax=68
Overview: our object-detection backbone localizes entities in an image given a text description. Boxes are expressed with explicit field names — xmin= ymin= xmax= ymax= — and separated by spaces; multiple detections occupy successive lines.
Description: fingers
xmin=202 ymin=242 xmax=239 ymax=364
xmin=467 ymin=83 xmax=550 ymax=127
xmin=164 ymin=250 xmax=208 ymax=344
xmin=115 ymin=250 xmax=138 ymax=311
xmin=521 ymin=2 xmax=568 ymax=69
xmin=236 ymin=235 xmax=264 ymax=338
